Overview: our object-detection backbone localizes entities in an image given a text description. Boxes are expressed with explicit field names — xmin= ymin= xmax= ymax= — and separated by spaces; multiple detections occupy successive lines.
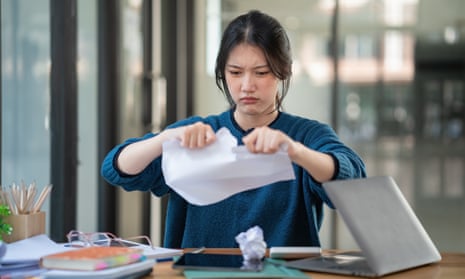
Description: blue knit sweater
xmin=101 ymin=110 xmax=366 ymax=248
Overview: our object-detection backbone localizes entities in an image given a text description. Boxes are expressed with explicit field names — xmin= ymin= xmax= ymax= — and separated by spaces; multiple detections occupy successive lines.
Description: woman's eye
xmin=256 ymin=71 xmax=270 ymax=76
xmin=228 ymin=70 xmax=241 ymax=75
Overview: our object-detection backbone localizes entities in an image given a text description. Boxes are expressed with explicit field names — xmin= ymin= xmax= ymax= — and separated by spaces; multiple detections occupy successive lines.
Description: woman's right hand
xmin=118 ymin=122 xmax=216 ymax=175
xmin=165 ymin=122 xmax=216 ymax=149
xmin=180 ymin=122 xmax=217 ymax=148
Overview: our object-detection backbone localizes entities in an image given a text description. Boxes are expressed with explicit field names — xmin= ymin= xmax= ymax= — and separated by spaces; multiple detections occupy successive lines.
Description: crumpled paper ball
xmin=235 ymin=225 xmax=267 ymax=261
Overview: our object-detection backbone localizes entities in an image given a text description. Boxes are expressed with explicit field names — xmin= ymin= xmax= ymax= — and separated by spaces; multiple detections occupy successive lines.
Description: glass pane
xmin=339 ymin=0 xmax=465 ymax=252
xmin=77 ymin=0 xmax=98 ymax=232
xmin=118 ymin=0 xmax=146 ymax=238
xmin=1 ymin=0 xmax=51 ymax=215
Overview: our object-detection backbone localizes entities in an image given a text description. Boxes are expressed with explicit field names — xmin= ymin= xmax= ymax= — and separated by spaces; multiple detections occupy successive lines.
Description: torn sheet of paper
xmin=161 ymin=127 xmax=295 ymax=206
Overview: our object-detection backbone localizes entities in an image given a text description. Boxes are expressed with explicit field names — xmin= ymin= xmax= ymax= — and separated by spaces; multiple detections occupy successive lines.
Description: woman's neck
xmin=233 ymin=109 xmax=279 ymax=131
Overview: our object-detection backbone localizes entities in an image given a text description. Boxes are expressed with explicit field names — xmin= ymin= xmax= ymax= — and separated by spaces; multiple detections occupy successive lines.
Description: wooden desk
xmin=145 ymin=249 xmax=465 ymax=279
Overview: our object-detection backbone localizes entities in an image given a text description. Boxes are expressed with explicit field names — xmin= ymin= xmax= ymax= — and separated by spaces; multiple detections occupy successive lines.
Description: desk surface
xmin=144 ymin=249 xmax=465 ymax=279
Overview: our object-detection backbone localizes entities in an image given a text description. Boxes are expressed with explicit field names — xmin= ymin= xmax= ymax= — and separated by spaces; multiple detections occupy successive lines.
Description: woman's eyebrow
xmin=226 ymin=64 xmax=242 ymax=69
xmin=226 ymin=64 xmax=269 ymax=70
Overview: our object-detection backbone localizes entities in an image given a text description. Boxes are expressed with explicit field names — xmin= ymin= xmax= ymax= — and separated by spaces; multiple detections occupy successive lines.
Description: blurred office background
xmin=1 ymin=0 xmax=464 ymax=251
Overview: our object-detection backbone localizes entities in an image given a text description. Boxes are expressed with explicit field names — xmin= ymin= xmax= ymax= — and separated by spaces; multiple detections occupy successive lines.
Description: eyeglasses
xmin=66 ymin=230 xmax=155 ymax=249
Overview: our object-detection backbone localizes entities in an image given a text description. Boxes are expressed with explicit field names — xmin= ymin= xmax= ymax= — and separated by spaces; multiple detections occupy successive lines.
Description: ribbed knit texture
xmin=101 ymin=110 xmax=366 ymax=248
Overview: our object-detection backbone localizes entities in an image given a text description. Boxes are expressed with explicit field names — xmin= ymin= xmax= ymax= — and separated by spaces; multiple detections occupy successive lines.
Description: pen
xmin=190 ymin=247 xmax=206 ymax=254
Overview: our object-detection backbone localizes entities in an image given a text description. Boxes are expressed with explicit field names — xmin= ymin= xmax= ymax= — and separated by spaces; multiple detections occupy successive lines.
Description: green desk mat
xmin=183 ymin=258 xmax=309 ymax=279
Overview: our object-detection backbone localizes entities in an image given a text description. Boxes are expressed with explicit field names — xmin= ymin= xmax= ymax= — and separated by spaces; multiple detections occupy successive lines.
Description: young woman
xmin=101 ymin=10 xmax=366 ymax=248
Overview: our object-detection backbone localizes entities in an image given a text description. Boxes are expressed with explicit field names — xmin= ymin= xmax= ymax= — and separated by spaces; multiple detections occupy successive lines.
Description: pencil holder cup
xmin=3 ymin=211 xmax=45 ymax=243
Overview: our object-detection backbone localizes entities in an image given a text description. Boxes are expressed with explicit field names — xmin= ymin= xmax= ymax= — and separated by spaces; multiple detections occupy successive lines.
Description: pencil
xmin=32 ymin=184 xmax=53 ymax=213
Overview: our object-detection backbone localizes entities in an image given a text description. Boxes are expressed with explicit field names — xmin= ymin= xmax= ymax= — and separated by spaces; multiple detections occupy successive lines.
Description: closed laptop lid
xmin=322 ymin=176 xmax=441 ymax=276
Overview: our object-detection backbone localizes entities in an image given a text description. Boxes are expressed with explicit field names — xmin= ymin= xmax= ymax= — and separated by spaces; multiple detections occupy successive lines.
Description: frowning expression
xmin=225 ymin=43 xmax=280 ymax=117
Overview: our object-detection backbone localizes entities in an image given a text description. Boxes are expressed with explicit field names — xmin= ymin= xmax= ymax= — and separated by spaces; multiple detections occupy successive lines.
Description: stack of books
xmin=0 ymin=235 xmax=171 ymax=278
xmin=40 ymin=246 xmax=155 ymax=278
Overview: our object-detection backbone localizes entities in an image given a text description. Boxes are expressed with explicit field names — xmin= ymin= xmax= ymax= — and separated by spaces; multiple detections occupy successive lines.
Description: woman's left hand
xmin=242 ymin=126 xmax=335 ymax=183
xmin=242 ymin=126 xmax=299 ymax=156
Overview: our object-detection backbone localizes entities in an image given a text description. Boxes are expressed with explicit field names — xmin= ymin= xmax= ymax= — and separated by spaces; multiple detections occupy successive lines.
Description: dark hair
xmin=215 ymin=10 xmax=292 ymax=110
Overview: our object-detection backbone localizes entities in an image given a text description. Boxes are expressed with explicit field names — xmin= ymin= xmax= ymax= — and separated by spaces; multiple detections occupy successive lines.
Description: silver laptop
xmin=284 ymin=176 xmax=441 ymax=277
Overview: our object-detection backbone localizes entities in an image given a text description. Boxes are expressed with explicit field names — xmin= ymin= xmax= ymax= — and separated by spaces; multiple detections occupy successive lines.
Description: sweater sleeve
xmin=301 ymin=122 xmax=366 ymax=208
xmin=301 ymin=122 xmax=366 ymax=179
xmin=100 ymin=133 xmax=171 ymax=196
xmin=321 ymin=127 xmax=365 ymax=181
xmin=100 ymin=115 xmax=208 ymax=196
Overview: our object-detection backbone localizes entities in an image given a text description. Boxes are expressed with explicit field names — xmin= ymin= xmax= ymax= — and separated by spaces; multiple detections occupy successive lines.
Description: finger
xmin=242 ymin=133 xmax=257 ymax=153
xmin=195 ymin=126 xmax=209 ymax=147
xmin=244 ymin=127 xmax=267 ymax=153
xmin=182 ymin=123 xmax=216 ymax=148
xmin=266 ymin=133 xmax=282 ymax=153
xmin=249 ymin=128 xmax=283 ymax=154
xmin=254 ymin=130 xmax=266 ymax=152
xmin=205 ymin=129 xmax=216 ymax=144
xmin=179 ymin=126 xmax=191 ymax=147
xmin=195 ymin=124 xmax=216 ymax=147
xmin=191 ymin=125 xmax=206 ymax=148
xmin=181 ymin=124 xmax=198 ymax=148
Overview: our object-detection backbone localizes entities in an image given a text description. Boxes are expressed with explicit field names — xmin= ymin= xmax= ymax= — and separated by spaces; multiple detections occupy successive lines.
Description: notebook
xmin=40 ymin=246 xmax=145 ymax=271
xmin=284 ymin=176 xmax=441 ymax=277
xmin=42 ymin=258 xmax=155 ymax=279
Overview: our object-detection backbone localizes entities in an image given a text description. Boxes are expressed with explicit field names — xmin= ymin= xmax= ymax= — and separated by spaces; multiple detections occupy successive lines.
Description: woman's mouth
xmin=240 ymin=97 xmax=258 ymax=104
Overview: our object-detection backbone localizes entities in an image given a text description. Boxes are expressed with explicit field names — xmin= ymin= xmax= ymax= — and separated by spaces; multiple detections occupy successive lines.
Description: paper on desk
xmin=1 ymin=234 xmax=72 ymax=264
xmin=162 ymin=127 xmax=295 ymax=206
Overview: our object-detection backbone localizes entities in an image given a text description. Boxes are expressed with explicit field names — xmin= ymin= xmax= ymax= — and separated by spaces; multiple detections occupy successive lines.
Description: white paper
xmin=1 ymin=234 xmax=182 ymax=263
xmin=1 ymin=234 xmax=72 ymax=264
xmin=162 ymin=127 xmax=295 ymax=206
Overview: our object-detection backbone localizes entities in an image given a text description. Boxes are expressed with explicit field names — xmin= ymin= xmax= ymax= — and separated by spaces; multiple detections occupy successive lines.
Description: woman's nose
xmin=241 ymin=74 xmax=256 ymax=92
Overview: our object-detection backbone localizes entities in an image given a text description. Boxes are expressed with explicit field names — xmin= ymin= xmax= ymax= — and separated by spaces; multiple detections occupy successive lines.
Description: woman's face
xmin=225 ymin=43 xmax=280 ymax=118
